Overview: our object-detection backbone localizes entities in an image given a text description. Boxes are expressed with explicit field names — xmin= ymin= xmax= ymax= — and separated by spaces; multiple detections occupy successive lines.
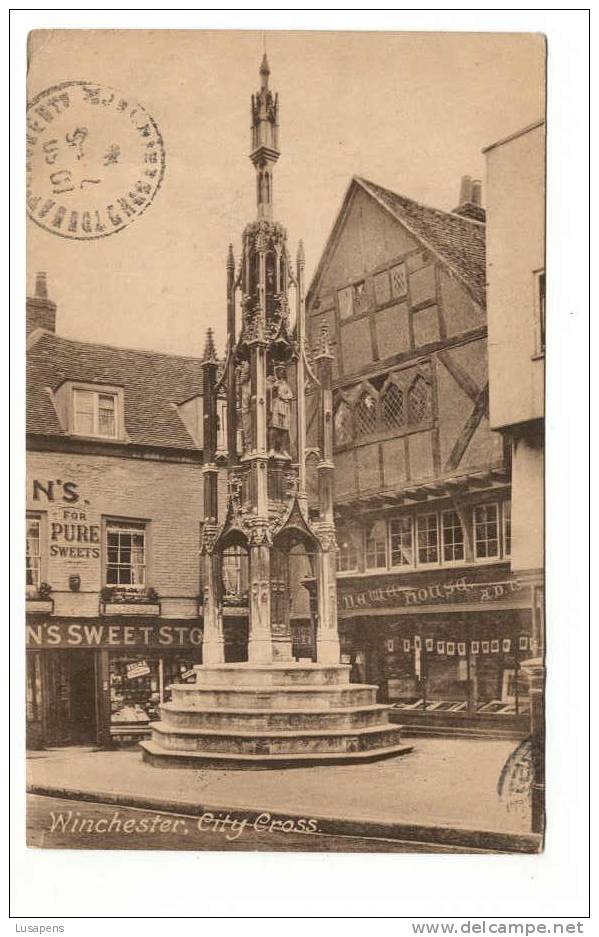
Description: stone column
xmin=200 ymin=329 xmax=224 ymax=665
xmin=270 ymin=547 xmax=293 ymax=662
xmin=248 ymin=526 xmax=272 ymax=664
xmin=295 ymin=241 xmax=308 ymax=514
xmin=246 ymin=232 xmax=273 ymax=665
xmin=226 ymin=244 xmax=238 ymax=466
xmin=314 ymin=525 xmax=341 ymax=664
xmin=314 ymin=324 xmax=340 ymax=665
xmin=201 ymin=532 xmax=224 ymax=665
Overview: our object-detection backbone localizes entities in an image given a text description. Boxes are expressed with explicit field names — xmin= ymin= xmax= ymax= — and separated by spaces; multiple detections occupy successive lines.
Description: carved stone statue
xmin=237 ymin=360 xmax=252 ymax=452
xmin=268 ymin=364 xmax=293 ymax=455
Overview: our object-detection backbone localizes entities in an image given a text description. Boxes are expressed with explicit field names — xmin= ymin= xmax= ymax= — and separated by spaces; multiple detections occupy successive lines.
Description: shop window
xmin=417 ymin=513 xmax=439 ymax=565
xmin=334 ymin=400 xmax=353 ymax=447
xmin=407 ymin=376 xmax=431 ymax=424
xmin=106 ymin=521 xmax=146 ymax=587
xmin=365 ymin=520 xmax=387 ymax=569
xmin=381 ymin=383 xmax=405 ymax=431
xmin=389 ymin=515 xmax=413 ymax=567
xmin=442 ymin=510 xmax=465 ymax=563
xmin=503 ymin=500 xmax=512 ymax=557
xmin=336 ymin=527 xmax=360 ymax=572
xmin=473 ymin=504 xmax=499 ymax=560
xmin=73 ymin=388 xmax=118 ymax=438
xmin=390 ymin=263 xmax=407 ymax=299
xmin=26 ymin=517 xmax=41 ymax=589
xmin=355 ymin=390 xmax=378 ymax=439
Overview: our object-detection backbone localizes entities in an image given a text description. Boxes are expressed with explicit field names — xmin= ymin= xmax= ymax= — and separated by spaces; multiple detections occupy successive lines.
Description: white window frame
xmin=364 ymin=520 xmax=388 ymax=571
xmin=416 ymin=512 xmax=440 ymax=566
xmin=389 ymin=514 xmax=415 ymax=569
xmin=336 ymin=528 xmax=360 ymax=574
xmin=473 ymin=502 xmax=500 ymax=562
xmin=105 ymin=520 xmax=147 ymax=589
xmin=502 ymin=500 xmax=512 ymax=558
xmin=26 ymin=515 xmax=42 ymax=592
xmin=441 ymin=509 xmax=466 ymax=565
xmin=72 ymin=386 xmax=120 ymax=439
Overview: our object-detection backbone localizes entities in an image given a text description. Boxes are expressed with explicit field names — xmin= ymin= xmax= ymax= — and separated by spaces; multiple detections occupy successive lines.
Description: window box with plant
xmin=100 ymin=586 xmax=161 ymax=616
xmin=26 ymin=581 xmax=54 ymax=614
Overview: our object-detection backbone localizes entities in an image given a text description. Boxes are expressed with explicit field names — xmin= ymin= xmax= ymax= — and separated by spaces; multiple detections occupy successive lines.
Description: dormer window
xmin=73 ymin=388 xmax=118 ymax=438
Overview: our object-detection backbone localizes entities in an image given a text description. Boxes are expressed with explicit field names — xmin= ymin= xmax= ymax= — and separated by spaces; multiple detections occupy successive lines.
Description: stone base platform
xmin=140 ymin=662 xmax=413 ymax=769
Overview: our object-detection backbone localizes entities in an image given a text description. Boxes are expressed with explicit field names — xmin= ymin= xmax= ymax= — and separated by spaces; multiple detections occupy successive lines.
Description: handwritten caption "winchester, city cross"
xmin=48 ymin=808 xmax=319 ymax=841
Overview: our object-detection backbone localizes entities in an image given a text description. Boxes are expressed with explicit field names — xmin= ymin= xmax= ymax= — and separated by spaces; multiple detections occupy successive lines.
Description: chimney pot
xmin=458 ymin=175 xmax=472 ymax=207
xmin=471 ymin=179 xmax=482 ymax=207
xmin=35 ymin=271 xmax=48 ymax=299
xmin=27 ymin=271 xmax=56 ymax=335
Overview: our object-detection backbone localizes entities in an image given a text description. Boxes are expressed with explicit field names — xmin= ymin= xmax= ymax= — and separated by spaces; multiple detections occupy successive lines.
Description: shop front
xmin=335 ymin=563 xmax=537 ymax=737
xmin=26 ymin=618 xmax=203 ymax=748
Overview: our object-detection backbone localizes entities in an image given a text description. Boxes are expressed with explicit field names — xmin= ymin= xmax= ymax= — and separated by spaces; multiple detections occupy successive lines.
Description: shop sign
xmin=339 ymin=575 xmax=523 ymax=611
xmin=26 ymin=621 xmax=203 ymax=649
xmin=126 ymin=660 xmax=151 ymax=679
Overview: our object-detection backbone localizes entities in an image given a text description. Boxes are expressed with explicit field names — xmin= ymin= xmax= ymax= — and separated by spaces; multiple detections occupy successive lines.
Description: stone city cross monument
xmin=142 ymin=56 xmax=411 ymax=767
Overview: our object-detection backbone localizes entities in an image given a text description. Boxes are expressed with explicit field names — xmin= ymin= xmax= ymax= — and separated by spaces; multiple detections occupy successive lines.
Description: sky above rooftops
xmin=27 ymin=30 xmax=544 ymax=358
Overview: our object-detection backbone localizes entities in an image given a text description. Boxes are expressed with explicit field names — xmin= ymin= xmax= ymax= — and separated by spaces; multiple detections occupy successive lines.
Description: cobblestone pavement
xmin=27 ymin=737 xmax=531 ymax=833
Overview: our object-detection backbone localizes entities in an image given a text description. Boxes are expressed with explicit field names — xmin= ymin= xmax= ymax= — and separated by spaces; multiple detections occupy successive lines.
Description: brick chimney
xmin=453 ymin=175 xmax=485 ymax=222
xmin=27 ymin=272 xmax=57 ymax=334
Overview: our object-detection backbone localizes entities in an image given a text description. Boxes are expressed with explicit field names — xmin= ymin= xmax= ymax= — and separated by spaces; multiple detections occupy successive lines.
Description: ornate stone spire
xmin=202 ymin=327 xmax=218 ymax=364
xmin=226 ymin=243 xmax=235 ymax=270
xmin=250 ymin=53 xmax=280 ymax=221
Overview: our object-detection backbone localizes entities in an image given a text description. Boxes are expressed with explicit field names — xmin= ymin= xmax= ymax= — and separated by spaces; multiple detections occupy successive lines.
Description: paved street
xmin=27 ymin=736 xmax=532 ymax=837
xmin=28 ymin=794 xmax=480 ymax=853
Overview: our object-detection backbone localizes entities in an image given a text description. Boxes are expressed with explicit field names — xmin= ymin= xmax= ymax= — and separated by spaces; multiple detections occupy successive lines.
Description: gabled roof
xmin=27 ymin=330 xmax=204 ymax=450
xmin=308 ymin=176 xmax=486 ymax=308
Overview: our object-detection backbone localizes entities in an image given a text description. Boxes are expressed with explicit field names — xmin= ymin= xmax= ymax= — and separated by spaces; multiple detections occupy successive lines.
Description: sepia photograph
xmin=5 ymin=8 xmax=590 ymax=923
xmin=22 ymin=28 xmax=549 ymax=861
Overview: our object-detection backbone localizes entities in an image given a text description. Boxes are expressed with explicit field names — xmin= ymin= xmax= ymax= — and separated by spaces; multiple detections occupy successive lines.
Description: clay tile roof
xmin=355 ymin=177 xmax=486 ymax=307
xmin=27 ymin=330 xmax=203 ymax=450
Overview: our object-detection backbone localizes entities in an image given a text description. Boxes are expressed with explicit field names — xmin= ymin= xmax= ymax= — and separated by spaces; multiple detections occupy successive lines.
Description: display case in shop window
xmin=109 ymin=654 xmax=196 ymax=742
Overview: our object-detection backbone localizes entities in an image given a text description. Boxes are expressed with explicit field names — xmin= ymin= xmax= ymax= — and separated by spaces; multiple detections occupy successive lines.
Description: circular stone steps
xmin=141 ymin=662 xmax=413 ymax=768
xmin=159 ymin=702 xmax=391 ymax=731
xmin=169 ymin=683 xmax=380 ymax=710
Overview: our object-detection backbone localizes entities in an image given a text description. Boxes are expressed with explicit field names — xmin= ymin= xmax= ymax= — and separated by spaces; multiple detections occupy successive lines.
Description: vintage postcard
xmin=25 ymin=28 xmax=547 ymax=859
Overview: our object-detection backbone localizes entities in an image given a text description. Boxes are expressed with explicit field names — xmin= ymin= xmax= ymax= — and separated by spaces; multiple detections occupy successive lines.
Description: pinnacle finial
xmin=316 ymin=321 xmax=333 ymax=358
xmin=202 ymin=327 xmax=218 ymax=364
xmin=259 ymin=52 xmax=270 ymax=89
xmin=296 ymin=240 xmax=305 ymax=265
xmin=227 ymin=243 xmax=235 ymax=269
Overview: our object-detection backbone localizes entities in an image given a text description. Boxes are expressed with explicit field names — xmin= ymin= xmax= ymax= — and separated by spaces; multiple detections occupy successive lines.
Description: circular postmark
xmin=26 ymin=81 xmax=165 ymax=240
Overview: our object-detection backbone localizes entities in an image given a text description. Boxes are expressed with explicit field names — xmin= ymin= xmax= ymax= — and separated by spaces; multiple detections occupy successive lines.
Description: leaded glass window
xmin=381 ymin=383 xmax=405 ymax=430
xmin=407 ymin=376 xmax=431 ymax=424
xmin=355 ymin=391 xmax=378 ymax=439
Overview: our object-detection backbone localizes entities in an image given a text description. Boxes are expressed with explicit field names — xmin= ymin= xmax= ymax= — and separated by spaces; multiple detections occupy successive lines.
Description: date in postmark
xmin=26 ymin=81 xmax=165 ymax=240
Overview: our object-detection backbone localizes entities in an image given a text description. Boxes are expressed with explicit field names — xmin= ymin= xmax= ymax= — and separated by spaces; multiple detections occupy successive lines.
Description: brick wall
xmin=27 ymin=449 xmax=211 ymax=619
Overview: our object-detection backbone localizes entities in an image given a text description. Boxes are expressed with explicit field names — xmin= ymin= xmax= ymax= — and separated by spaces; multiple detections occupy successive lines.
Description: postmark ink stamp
xmin=26 ymin=80 xmax=165 ymax=239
